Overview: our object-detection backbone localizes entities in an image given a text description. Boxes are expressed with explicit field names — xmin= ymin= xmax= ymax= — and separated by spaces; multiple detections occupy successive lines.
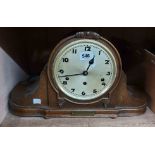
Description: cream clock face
xmin=53 ymin=39 xmax=117 ymax=101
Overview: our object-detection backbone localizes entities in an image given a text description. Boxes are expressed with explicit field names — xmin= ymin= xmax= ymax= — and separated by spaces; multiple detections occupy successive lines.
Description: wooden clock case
xmin=9 ymin=32 xmax=147 ymax=118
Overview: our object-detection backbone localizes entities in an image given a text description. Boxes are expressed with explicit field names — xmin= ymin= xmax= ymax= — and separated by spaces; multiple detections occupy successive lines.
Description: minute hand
xmin=58 ymin=73 xmax=83 ymax=77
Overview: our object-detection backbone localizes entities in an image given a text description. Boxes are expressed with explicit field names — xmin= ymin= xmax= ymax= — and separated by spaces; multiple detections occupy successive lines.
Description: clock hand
xmin=59 ymin=56 xmax=95 ymax=78
xmin=86 ymin=55 xmax=95 ymax=72
xmin=58 ymin=73 xmax=83 ymax=77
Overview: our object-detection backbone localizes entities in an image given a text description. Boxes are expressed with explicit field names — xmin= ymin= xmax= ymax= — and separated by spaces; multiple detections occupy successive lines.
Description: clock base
xmin=9 ymin=101 xmax=146 ymax=118
xmin=9 ymin=68 xmax=147 ymax=118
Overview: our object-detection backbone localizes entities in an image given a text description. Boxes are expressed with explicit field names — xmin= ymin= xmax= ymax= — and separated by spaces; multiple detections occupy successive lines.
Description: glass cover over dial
xmin=52 ymin=39 xmax=117 ymax=101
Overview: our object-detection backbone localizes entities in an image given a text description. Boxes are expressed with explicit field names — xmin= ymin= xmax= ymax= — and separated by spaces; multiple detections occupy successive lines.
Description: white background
xmin=0 ymin=0 xmax=155 ymax=155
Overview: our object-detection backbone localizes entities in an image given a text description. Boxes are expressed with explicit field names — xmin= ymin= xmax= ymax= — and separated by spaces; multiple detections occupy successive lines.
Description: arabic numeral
xmin=62 ymin=81 xmax=67 ymax=85
xmin=99 ymin=50 xmax=102 ymax=55
xmin=72 ymin=49 xmax=77 ymax=54
xmin=93 ymin=89 xmax=97 ymax=94
xmin=85 ymin=46 xmax=91 ymax=51
xmin=82 ymin=91 xmax=86 ymax=95
xmin=71 ymin=88 xmax=75 ymax=92
xmin=59 ymin=69 xmax=64 ymax=74
xmin=105 ymin=60 xmax=110 ymax=64
xmin=62 ymin=58 xmax=69 ymax=62
xmin=106 ymin=72 xmax=111 ymax=75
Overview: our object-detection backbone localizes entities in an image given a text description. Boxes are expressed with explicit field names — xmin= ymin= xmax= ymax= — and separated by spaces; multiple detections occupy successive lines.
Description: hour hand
xmin=89 ymin=55 xmax=95 ymax=65
xmin=86 ymin=55 xmax=95 ymax=71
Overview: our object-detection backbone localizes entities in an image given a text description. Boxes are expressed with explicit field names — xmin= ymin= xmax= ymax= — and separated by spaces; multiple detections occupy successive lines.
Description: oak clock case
xmin=9 ymin=32 xmax=147 ymax=118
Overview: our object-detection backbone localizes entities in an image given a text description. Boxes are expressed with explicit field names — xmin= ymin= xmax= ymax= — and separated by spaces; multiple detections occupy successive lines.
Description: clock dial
xmin=53 ymin=39 xmax=117 ymax=101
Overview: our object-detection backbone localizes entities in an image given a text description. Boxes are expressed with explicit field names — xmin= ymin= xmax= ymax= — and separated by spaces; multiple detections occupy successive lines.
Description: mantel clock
xmin=9 ymin=32 xmax=146 ymax=118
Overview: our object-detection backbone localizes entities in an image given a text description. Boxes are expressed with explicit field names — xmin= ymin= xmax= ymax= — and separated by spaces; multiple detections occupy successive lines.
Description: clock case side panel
xmin=9 ymin=67 xmax=51 ymax=117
